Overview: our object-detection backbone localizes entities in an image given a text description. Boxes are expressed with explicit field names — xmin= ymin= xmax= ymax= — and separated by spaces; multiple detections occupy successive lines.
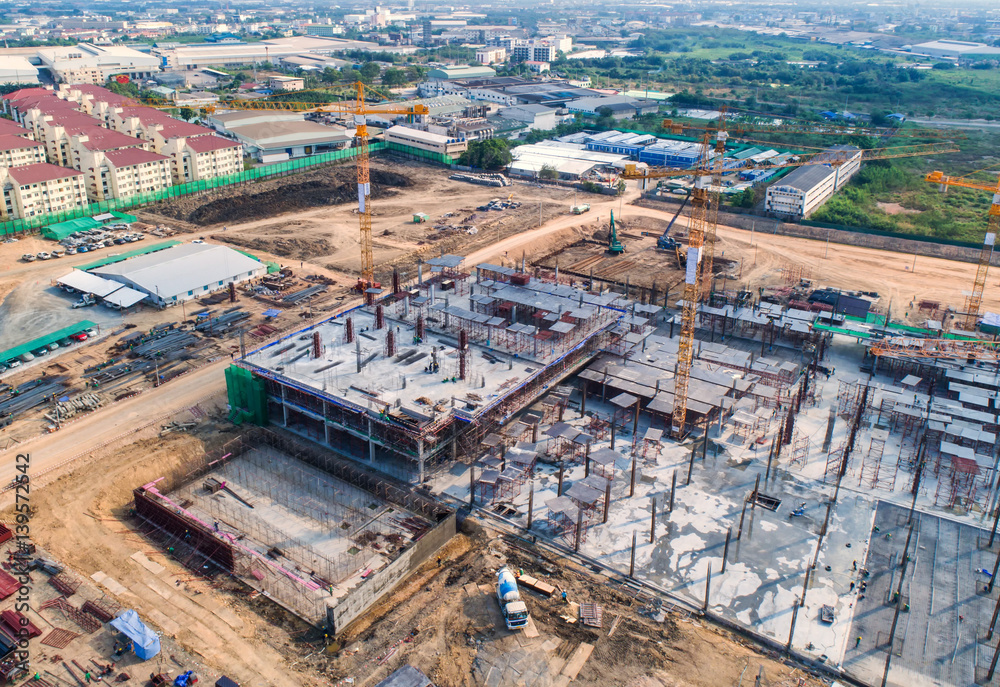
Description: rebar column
xmin=527 ymin=482 xmax=534 ymax=530
xmin=650 ymin=496 xmax=657 ymax=544
xmin=629 ymin=531 xmax=637 ymax=578
xmin=722 ymin=526 xmax=732 ymax=574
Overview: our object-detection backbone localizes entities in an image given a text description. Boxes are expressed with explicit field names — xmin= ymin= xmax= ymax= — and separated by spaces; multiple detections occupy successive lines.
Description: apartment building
xmin=161 ymin=135 xmax=243 ymax=183
xmin=68 ymin=126 xmax=150 ymax=172
xmin=111 ymin=107 xmax=212 ymax=150
xmin=268 ymin=75 xmax=306 ymax=92
xmin=475 ymin=48 xmax=507 ymax=65
xmin=79 ymin=147 xmax=172 ymax=202
xmin=0 ymin=135 xmax=47 ymax=168
xmin=0 ymin=163 xmax=88 ymax=220
xmin=506 ymin=35 xmax=572 ymax=63
xmin=57 ymin=84 xmax=134 ymax=125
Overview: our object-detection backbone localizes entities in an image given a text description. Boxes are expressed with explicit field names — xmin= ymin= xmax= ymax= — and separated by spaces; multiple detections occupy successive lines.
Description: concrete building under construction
xmin=226 ymin=255 xmax=654 ymax=483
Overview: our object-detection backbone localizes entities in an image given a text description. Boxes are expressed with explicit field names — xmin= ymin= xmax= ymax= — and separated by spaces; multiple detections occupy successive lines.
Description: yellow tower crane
xmin=924 ymin=170 xmax=1000 ymax=331
xmin=140 ymin=83 xmax=428 ymax=290
xmin=621 ymin=138 xmax=959 ymax=439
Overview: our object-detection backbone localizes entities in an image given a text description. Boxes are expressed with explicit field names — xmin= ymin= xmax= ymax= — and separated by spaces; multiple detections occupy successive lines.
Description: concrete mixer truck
xmin=495 ymin=566 xmax=529 ymax=630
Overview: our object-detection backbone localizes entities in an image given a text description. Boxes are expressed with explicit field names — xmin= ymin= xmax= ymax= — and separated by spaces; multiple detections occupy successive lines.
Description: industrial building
xmin=0 ymin=56 xmax=41 ymax=85
xmin=566 ymin=96 xmax=660 ymax=119
xmin=764 ymin=145 xmax=861 ymax=219
xmin=152 ymin=36 xmax=382 ymax=70
xmin=210 ymin=112 xmax=354 ymax=163
xmin=508 ymin=141 xmax=628 ymax=179
xmin=907 ymin=40 xmax=1000 ymax=60
xmin=36 ymin=44 xmax=160 ymax=84
xmin=427 ymin=65 xmax=497 ymax=81
xmin=228 ymin=257 xmax=649 ymax=485
xmin=384 ymin=126 xmax=468 ymax=158
xmin=89 ymin=242 xmax=267 ymax=307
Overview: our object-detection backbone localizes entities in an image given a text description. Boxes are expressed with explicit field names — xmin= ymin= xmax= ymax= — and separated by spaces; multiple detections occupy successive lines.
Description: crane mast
xmin=354 ymin=84 xmax=375 ymax=289
xmin=925 ymin=171 xmax=1000 ymax=331
xmin=671 ymin=136 xmax=715 ymax=438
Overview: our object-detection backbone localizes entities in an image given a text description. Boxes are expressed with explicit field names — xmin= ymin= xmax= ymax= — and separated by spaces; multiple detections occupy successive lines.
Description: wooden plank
xmin=561 ymin=642 xmax=595 ymax=680
xmin=607 ymin=614 xmax=622 ymax=637
xmin=523 ymin=615 xmax=540 ymax=639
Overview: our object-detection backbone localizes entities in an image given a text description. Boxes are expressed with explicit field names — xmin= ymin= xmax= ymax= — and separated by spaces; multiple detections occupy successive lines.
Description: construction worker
xmin=855 ymin=636 xmax=862 ymax=648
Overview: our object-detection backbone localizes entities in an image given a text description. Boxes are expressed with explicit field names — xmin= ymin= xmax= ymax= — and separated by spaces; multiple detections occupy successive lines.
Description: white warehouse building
xmin=89 ymin=242 xmax=267 ymax=307
xmin=764 ymin=145 xmax=861 ymax=219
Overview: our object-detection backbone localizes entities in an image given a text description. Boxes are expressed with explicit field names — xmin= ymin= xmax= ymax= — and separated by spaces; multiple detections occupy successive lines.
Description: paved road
xmin=908 ymin=117 xmax=1000 ymax=131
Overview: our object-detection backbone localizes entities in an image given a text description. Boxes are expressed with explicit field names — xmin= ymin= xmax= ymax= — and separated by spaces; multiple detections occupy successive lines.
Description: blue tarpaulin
xmin=110 ymin=609 xmax=161 ymax=660
xmin=262 ymin=309 xmax=281 ymax=318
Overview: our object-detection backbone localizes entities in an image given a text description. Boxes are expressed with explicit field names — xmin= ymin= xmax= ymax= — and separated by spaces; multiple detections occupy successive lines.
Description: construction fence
xmin=0 ymin=141 xmax=388 ymax=238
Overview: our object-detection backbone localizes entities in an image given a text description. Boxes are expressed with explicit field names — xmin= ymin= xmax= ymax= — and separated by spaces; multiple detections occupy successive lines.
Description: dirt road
xmin=0 ymin=357 xmax=229 ymax=506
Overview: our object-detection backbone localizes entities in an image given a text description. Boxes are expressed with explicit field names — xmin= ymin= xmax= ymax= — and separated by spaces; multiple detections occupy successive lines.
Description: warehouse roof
xmin=91 ymin=242 xmax=265 ymax=300
xmin=769 ymin=163 xmax=836 ymax=193
xmin=227 ymin=120 xmax=352 ymax=148
xmin=56 ymin=271 xmax=124 ymax=298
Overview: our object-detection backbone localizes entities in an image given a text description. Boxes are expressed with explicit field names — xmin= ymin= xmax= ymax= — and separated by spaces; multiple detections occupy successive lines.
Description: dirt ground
xmin=4 ymin=411 xmax=825 ymax=687
xmin=135 ymin=161 xmax=578 ymax=280
xmin=4 ymin=159 xmax=1000 ymax=685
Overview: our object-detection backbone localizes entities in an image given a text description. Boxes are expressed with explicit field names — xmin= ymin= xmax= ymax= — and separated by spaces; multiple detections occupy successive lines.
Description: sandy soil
xmin=875 ymin=202 xmax=918 ymax=216
xmin=2 ymin=421 xmax=321 ymax=687
xmin=4 ymin=417 xmax=826 ymax=687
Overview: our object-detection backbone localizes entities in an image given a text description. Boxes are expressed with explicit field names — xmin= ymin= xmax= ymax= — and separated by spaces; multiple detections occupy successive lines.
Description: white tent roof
xmin=102 ymin=286 xmax=147 ymax=308
xmin=58 ymin=271 xmax=124 ymax=298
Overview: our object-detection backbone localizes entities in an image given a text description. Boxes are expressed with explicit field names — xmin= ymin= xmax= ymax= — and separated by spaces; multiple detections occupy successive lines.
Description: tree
xmin=538 ymin=164 xmax=558 ymax=180
xmin=615 ymin=179 xmax=626 ymax=196
xmin=731 ymin=188 xmax=756 ymax=208
xmin=459 ymin=139 xmax=512 ymax=170
xmin=381 ymin=68 xmax=407 ymax=87
xmin=341 ymin=68 xmax=362 ymax=84
xmin=359 ymin=62 xmax=381 ymax=83
xmin=179 ymin=107 xmax=196 ymax=121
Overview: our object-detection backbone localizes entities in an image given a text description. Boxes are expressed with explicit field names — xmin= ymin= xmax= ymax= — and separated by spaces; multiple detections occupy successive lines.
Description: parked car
xmin=21 ymin=254 xmax=35 ymax=262
xmin=85 ymin=327 xmax=97 ymax=337
xmin=36 ymin=252 xmax=50 ymax=260
xmin=70 ymin=333 xmax=88 ymax=342
xmin=18 ymin=353 xmax=34 ymax=363
xmin=32 ymin=348 xmax=47 ymax=357
xmin=47 ymin=343 xmax=59 ymax=351
xmin=5 ymin=360 xmax=20 ymax=369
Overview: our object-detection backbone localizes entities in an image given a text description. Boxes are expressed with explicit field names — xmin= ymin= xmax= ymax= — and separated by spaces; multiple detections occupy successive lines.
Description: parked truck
xmin=571 ymin=204 xmax=591 ymax=215
xmin=496 ymin=567 xmax=529 ymax=630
